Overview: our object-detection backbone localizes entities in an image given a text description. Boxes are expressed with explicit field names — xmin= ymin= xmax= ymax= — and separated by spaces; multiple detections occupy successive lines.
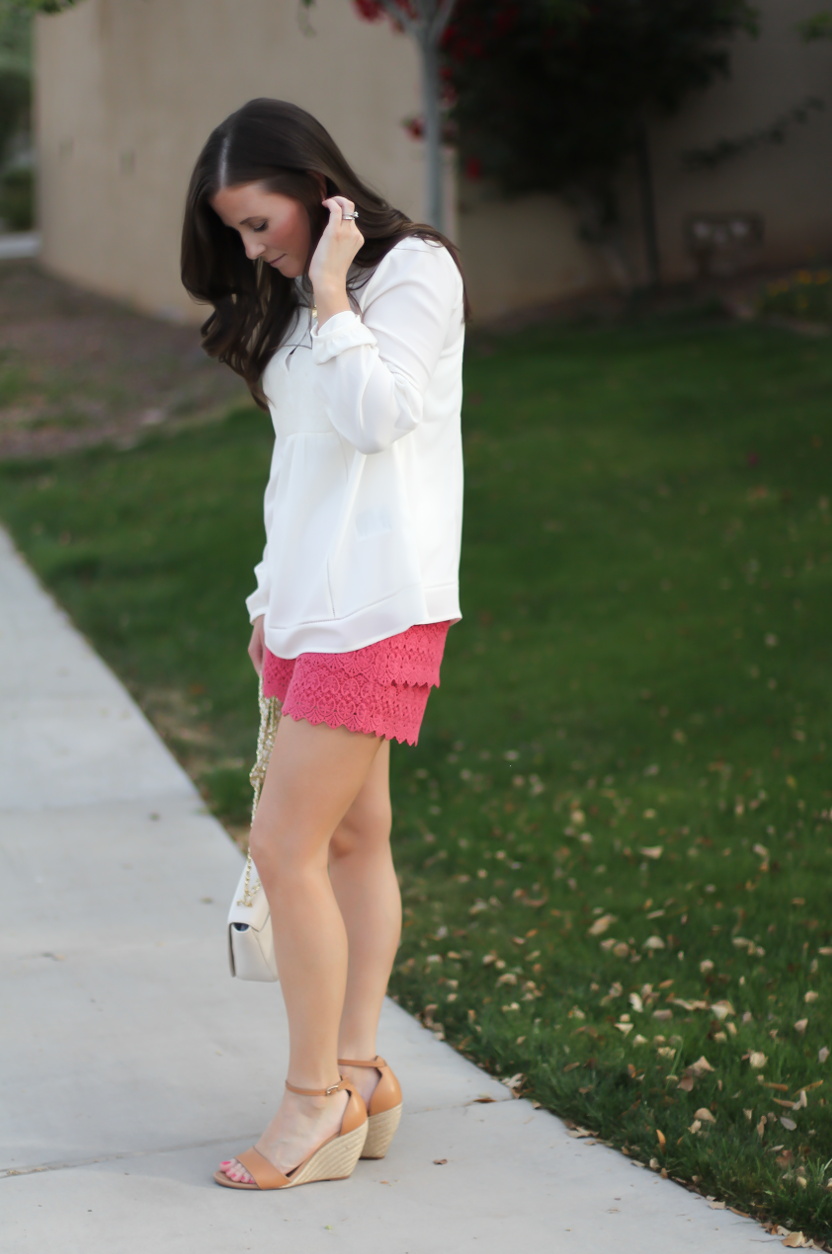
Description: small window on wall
xmin=686 ymin=213 xmax=764 ymax=278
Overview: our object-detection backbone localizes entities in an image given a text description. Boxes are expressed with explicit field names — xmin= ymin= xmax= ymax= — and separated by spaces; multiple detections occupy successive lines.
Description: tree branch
xmin=376 ymin=0 xmax=419 ymax=39
xmin=429 ymin=0 xmax=457 ymax=44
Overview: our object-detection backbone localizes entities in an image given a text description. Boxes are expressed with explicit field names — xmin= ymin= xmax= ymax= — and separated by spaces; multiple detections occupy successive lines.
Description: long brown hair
xmin=181 ymin=98 xmax=466 ymax=409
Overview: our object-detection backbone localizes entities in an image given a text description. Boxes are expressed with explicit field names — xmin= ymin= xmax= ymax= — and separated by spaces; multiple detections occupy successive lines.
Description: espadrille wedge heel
xmin=214 ymin=1078 xmax=368 ymax=1190
xmin=337 ymin=1056 xmax=402 ymax=1159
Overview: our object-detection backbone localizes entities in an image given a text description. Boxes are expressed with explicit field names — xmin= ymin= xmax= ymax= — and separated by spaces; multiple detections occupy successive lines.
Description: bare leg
xmin=218 ymin=714 xmax=382 ymax=1184
xmin=329 ymin=740 xmax=401 ymax=1105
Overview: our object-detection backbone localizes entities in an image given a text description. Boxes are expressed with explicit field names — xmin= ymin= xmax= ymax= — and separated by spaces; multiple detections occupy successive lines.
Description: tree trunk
xmin=635 ymin=116 xmax=660 ymax=289
xmin=419 ymin=29 xmax=443 ymax=231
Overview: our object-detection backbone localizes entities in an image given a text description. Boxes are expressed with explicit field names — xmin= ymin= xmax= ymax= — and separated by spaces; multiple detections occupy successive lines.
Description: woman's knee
xmin=248 ymin=818 xmax=322 ymax=887
xmin=329 ymin=798 xmax=392 ymax=862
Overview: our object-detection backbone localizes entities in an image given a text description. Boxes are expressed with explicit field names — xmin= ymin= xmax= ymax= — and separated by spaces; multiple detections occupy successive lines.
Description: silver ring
xmin=342 ymin=211 xmax=358 ymax=221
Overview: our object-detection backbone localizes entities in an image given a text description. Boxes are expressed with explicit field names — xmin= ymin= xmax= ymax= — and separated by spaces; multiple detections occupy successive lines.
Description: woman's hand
xmin=248 ymin=615 xmax=265 ymax=676
xmin=309 ymin=195 xmax=363 ymax=327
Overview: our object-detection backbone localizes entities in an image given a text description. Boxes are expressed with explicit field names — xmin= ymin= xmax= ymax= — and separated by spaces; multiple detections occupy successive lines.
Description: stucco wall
xmin=35 ymin=0 xmax=428 ymax=321
xmin=34 ymin=0 xmax=832 ymax=323
xmin=639 ymin=0 xmax=832 ymax=284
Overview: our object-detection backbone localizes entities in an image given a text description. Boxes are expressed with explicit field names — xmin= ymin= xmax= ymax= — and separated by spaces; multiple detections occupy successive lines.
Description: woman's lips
xmin=268 ymin=254 xmax=287 ymax=267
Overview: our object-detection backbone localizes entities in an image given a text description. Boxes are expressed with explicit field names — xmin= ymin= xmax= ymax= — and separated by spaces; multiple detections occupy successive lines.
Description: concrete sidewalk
xmin=0 ymin=525 xmax=775 ymax=1253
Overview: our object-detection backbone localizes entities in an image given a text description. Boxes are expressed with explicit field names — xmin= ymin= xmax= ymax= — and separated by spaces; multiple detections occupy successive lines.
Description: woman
xmin=181 ymin=99 xmax=465 ymax=1191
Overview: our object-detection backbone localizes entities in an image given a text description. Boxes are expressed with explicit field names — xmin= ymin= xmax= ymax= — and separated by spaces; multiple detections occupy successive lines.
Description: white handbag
xmin=227 ymin=677 xmax=280 ymax=983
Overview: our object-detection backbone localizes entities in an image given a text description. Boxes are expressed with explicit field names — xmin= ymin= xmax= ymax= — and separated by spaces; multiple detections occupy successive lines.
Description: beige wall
xmin=36 ymin=0 xmax=429 ymax=321
xmin=459 ymin=0 xmax=832 ymax=315
xmin=641 ymin=0 xmax=832 ymax=284
xmin=35 ymin=0 xmax=832 ymax=323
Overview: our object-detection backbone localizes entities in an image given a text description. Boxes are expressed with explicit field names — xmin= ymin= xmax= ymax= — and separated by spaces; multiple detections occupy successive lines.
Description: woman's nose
xmin=244 ymin=236 xmax=265 ymax=261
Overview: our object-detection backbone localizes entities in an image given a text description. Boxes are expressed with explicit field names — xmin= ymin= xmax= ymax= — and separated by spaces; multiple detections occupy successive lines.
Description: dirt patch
xmin=0 ymin=259 xmax=248 ymax=460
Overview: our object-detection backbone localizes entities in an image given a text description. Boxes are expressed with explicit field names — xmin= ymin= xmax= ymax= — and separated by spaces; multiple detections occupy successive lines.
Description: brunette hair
xmin=181 ymin=98 xmax=466 ymax=409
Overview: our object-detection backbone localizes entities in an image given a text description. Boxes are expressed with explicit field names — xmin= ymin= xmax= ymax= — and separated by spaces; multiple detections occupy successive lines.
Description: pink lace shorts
xmin=261 ymin=621 xmax=453 ymax=746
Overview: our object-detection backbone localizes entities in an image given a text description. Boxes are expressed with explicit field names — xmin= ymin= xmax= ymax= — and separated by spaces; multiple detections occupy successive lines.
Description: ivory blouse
xmin=245 ymin=236 xmax=465 ymax=658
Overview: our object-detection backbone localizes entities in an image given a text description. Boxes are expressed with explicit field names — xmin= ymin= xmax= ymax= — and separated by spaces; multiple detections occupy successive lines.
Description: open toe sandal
xmin=214 ymin=1078 xmax=368 ymax=1190
xmin=338 ymin=1056 xmax=402 ymax=1159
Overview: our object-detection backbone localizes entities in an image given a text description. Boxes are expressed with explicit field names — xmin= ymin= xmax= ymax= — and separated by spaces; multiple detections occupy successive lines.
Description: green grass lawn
xmin=2 ymin=311 xmax=832 ymax=1241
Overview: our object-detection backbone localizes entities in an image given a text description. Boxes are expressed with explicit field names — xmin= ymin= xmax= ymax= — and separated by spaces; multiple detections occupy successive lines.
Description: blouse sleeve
xmin=310 ymin=241 xmax=463 ymax=455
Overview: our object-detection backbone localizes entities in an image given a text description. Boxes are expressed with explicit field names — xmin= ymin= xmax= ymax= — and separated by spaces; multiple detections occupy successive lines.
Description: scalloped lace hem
xmin=262 ymin=621 xmax=451 ymax=745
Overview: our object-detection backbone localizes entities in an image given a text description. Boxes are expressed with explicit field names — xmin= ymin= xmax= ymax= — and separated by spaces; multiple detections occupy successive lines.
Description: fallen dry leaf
xmin=433 ymin=1158 xmax=448 ymax=1165
xmin=694 ymin=1108 xmax=717 ymax=1123
xmin=805 ymin=991 xmax=819 ymax=1003
xmin=780 ymin=1116 xmax=797 ymax=1131
xmin=629 ymin=992 xmax=644 ymax=1013
xmin=587 ymin=913 xmax=617 ymax=936
xmin=820 ymin=1046 xmax=830 ymax=1063
xmin=639 ymin=846 xmax=664 ymax=860
xmin=615 ymin=1022 xmax=634 ymax=1036
xmin=687 ymin=1056 xmax=715 ymax=1077
xmin=473 ymin=1095 xmax=496 ymax=1103
xmin=776 ymin=1149 xmax=795 ymax=1169
xmin=709 ymin=1201 xmax=726 ymax=1210
xmin=700 ymin=959 xmax=715 ymax=974
xmin=656 ymin=1129 xmax=666 ymax=1152
xmin=563 ymin=1061 xmax=581 ymax=1073
xmin=633 ymin=1034 xmax=648 ymax=1045
xmin=749 ymin=1052 xmax=768 ymax=1069
xmin=782 ymin=1233 xmax=809 ymax=1248
xmin=688 ymin=1119 xmax=702 ymax=1134
xmin=643 ymin=936 xmax=666 ymax=950
xmin=756 ymin=1117 xmax=766 ymax=1138
xmin=711 ymin=1000 xmax=736 ymax=1020
xmin=752 ymin=843 xmax=770 ymax=859
xmin=653 ymin=1008 xmax=673 ymax=1021
xmin=678 ymin=1075 xmax=695 ymax=1092
xmin=794 ymin=1019 xmax=809 ymax=1034
xmin=657 ymin=1047 xmax=676 ymax=1059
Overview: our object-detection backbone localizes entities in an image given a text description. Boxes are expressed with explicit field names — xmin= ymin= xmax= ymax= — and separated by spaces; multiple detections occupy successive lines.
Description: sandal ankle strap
xmin=337 ymin=1055 xmax=386 ymax=1068
xmin=285 ymin=1078 xmax=346 ymax=1097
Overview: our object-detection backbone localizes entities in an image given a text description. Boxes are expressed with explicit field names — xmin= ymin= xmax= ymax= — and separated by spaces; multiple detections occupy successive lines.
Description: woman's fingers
xmin=249 ymin=616 xmax=265 ymax=676
xmin=322 ymin=196 xmax=359 ymax=228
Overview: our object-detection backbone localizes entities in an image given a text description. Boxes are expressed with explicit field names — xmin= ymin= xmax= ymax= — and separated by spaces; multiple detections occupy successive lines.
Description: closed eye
xmin=252 ymin=222 xmax=268 ymax=233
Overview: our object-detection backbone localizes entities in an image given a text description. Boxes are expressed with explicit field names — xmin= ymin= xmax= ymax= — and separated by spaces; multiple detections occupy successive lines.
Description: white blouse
xmin=245 ymin=237 xmax=465 ymax=658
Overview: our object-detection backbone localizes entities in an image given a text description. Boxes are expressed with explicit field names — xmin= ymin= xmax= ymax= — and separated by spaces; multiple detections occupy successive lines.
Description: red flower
xmin=352 ymin=0 xmax=385 ymax=20
xmin=404 ymin=116 xmax=425 ymax=139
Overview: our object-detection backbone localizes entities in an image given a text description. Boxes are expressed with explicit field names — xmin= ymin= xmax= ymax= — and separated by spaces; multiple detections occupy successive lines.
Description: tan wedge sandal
xmin=338 ymin=1056 xmax=402 ymax=1160
xmin=213 ymin=1078 xmax=368 ymax=1190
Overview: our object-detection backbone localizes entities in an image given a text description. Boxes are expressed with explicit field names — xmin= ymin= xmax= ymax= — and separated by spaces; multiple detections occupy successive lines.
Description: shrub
xmin=758 ymin=268 xmax=832 ymax=324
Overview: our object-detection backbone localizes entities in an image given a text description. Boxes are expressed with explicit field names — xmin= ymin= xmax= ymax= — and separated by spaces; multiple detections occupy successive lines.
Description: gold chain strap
xmin=237 ymin=672 xmax=281 ymax=908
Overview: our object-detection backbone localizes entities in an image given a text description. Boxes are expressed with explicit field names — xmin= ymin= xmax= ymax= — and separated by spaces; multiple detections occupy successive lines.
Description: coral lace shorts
xmin=262 ymin=621 xmax=453 ymax=746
